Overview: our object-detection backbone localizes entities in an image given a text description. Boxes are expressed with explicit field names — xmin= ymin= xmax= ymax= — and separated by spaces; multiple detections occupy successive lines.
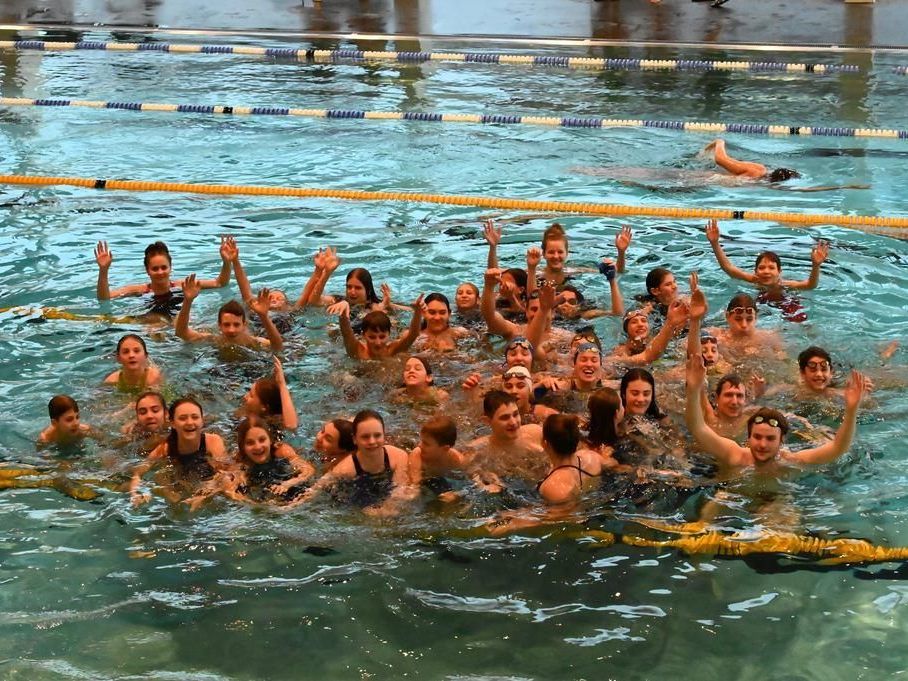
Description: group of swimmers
xmin=33 ymin=187 xmax=893 ymax=527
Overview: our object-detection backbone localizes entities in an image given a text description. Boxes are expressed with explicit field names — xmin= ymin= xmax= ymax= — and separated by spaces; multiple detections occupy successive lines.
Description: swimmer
xmin=536 ymin=414 xmax=603 ymax=506
xmin=795 ymin=346 xmax=873 ymax=400
xmin=121 ymin=391 xmax=170 ymax=451
xmin=640 ymin=267 xmax=684 ymax=318
xmin=705 ymin=292 xmax=784 ymax=359
xmin=103 ymin=334 xmax=162 ymax=393
xmin=609 ymin=301 xmax=689 ymax=365
xmin=129 ymin=397 xmax=228 ymax=506
xmin=685 ymin=353 xmax=867 ymax=472
xmin=37 ymin=395 xmax=93 ymax=448
xmin=175 ymin=275 xmax=284 ymax=351
xmin=684 ymin=272 xmax=734 ymax=376
xmin=482 ymin=220 xmax=528 ymax=316
xmin=94 ymin=238 xmax=231 ymax=301
xmin=333 ymin=295 xmax=424 ymax=360
xmin=300 ymin=252 xmax=393 ymax=314
xmin=410 ymin=293 xmax=472 ymax=352
xmin=454 ymin=282 xmax=480 ymax=315
xmin=701 ymin=374 xmax=761 ymax=440
xmin=391 ymin=356 xmax=449 ymax=404
xmin=226 ymin=238 xmax=303 ymax=314
xmin=293 ymin=410 xmax=412 ymax=516
xmin=704 ymin=138 xmax=800 ymax=183
xmin=705 ymin=219 xmax=830 ymax=291
xmin=314 ymin=418 xmax=356 ymax=471
xmin=239 ymin=357 xmax=299 ymax=430
xmin=214 ymin=416 xmax=315 ymax=505
xmin=585 ymin=388 xmax=625 ymax=468
xmin=408 ymin=415 xmax=467 ymax=496
xmin=460 ymin=337 xmax=539 ymax=398
xmin=500 ymin=365 xmax=547 ymax=425
xmin=550 ymin=258 xmax=624 ymax=321
xmin=468 ymin=391 xmax=547 ymax=489
xmin=533 ymin=343 xmax=612 ymax=419
xmin=620 ymin=368 xmax=670 ymax=425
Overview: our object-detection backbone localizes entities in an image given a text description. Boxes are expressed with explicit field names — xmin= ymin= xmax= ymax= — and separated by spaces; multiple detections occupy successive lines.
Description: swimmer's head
xmin=571 ymin=326 xmax=601 ymax=355
xmin=423 ymin=293 xmax=451 ymax=333
xmin=345 ymin=268 xmax=381 ymax=306
xmin=455 ymin=282 xmax=480 ymax=312
xmin=542 ymin=413 xmax=581 ymax=459
xmin=701 ymin=334 xmax=720 ymax=366
xmin=116 ymin=334 xmax=149 ymax=370
xmin=646 ymin=267 xmax=677 ymax=305
xmin=48 ymin=394 xmax=80 ymax=434
xmin=268 ymin=289 xmax=289 ymax=311
xmin=135 ymin=391 xmax=168 ymax=432
xmin=143 ymin=242 xmax=172 ymax=283
xmin=526 ymin=290 xmax=544 ymax=323
xmin=753 ymin=251 xmax=782 ymax=285
xmin=168 ymin=397 xmax=204 ymax=438
xmin=572 ymin=343 xmax=602 ymax=381
xmin=361 ymin=310 xmax=392 ymax=351
xmin=420 ymin=415 xmax=457 ymax=456
xmin=403 ymin=356 xmax=433 ymax=388
xmin=798 ymin=345 xmax=833 ymax=392
xmin=715 ymin=374 xmax=746 ymax=419
xmin=746 ymin=408 xmax=789 ymax=462
xmin=500 ymin=268 xmax=528 ymax=299
xmin=482 ymin=390 xmax=520 ymax=439
xmin=587 ymin=387 xmax=623 ymax=448
xmin=502 ymin=366 xmax=533 ymax=404
xmin=246 ymin=378 xmax=282 ymax=417
xmin=725 ymin=293 xmax=758 ymax=333
xmin=623 ymin=309 xmax=650 ymax=343
xmin=236 ymin=416 xmax=275 ymax=465
xmin=542 ymin=223 xmax=569 ymax=271
xmin=315 ymin=418 xmax=355 ymax=458
xmin=217 ymin=300 xmax=247 ymax=340
xmin=768 ymin=168 xmax=800 ymax=183
xmin=620 ymin=368 xmax=664 ymax=420
xmin=556 ymin=285 xmax=584 ymax=318
xmin=505 ymin=337 xmax=534 ymax=370
xmin=352 ymin=409 xmax=385 ymax=454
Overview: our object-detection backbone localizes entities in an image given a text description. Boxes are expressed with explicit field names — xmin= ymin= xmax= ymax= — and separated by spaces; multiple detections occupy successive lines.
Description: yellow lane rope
xmin=0 ymin=173 xmax=905 ymax=229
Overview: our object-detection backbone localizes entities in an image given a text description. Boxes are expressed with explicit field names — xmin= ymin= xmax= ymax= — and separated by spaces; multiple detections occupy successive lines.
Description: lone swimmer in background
xmin=704 ymin=138 xmax=799 ymax=183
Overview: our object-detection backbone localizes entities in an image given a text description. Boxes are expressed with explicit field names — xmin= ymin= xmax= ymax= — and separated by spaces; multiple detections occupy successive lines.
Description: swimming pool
xmin=1 ymin=33 xmax=908 ymax=678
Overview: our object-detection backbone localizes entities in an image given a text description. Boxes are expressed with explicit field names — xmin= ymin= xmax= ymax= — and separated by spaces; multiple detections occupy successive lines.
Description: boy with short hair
xmin=333 ymin=295 xmax=424 ymax=360
xmin=38 ymin=395 xmax=92 ymax=447
xmin=409 ymin=416 xmax=467 ymax=496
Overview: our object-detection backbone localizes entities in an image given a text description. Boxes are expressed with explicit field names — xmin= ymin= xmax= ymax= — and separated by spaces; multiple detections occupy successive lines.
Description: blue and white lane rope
xmin=0 ymin=40 xmax=861 ymax=74
xmin=1 ymin=96 xmax=904 ymax=139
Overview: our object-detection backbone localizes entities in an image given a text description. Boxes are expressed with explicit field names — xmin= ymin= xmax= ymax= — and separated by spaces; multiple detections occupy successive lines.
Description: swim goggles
xmin=805 ymin=360 xmax=831 ymax=371
xmin=506 ymin=337 xmax=534 ymax=354
xmin=700 ymin=334 xmax=719 ymax=344
xmin=572 ymin=342 xmax=602 ymax=362
xmin=752 ymin=415 xmax=780 ymax=428
xmin=728 ymin=306 xmax=757 ymax=318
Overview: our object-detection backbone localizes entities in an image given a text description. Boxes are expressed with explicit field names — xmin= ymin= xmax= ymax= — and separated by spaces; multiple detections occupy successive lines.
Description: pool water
xmin=1 ymin=34 xmax=908 ymax=679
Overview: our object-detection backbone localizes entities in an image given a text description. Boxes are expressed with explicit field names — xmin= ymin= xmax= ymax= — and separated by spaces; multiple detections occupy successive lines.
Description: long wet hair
xmin=143 ymin=241 xmax=172 ymax=268
xmin=252 ymin=379 xmax=283 ymax=416
xmin=587 ymin=388 xmax=622 ymax=448
xmin=116 ymin=333 xmax=148 ymax=356
xmin=236 ymin=415 xmax=277 ymax=462
xmin=346 ymin=268 xmax=382 ymax=305
xmin=643 ymin=267 xmax=673 ymax=302
xmin=543 ymin=414 xmax=580 ymax=458
xmin=619 ymin=368 xmax=665 ymax=421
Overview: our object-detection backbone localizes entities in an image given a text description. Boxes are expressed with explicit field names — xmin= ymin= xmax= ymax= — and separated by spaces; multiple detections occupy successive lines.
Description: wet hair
xmin=560 ymin=285 xmax=584 ymax=304
xmin=143 ymin=241 xmax=172 ymax=269
xmin=253 ymin=379 xmax=283 ymax=416
xmin=331 ymin=419 xmax=356 ymax=453
xmin=587 ymin=388 xmax=622 ymax=448
xmin=48 ymin=394 xmax=78 ymax=420
xmin=236 ymin=415 xmax=275 ymax=459
xmin=352 ymin=409 xmax=385 ymax=435
xmin=543 ymin=414 xmax=581 ymax=458
xmin=218 ymin=300 xmax=246 ymax=323
xmin=457 ymin=282 xmax=479 ymax=298
xmin=746 ymin=408 xmax=790 ymax=438
xmin=361 ymin=310 xmax=392 ymax=334
xmin=405 ymin=355 xmax=433 ymax=377
xmin=542 ymin=223 xmax=569 ymax=252
xmin=622 ymin=309 xmax=648 ymax=333
xmin=424 ymin=292 xmax=451 ymax=312
xmin=754 ymin=251 xmax=782 ymax=271
xmin=483 ymin=389 xmax=517 ymax=418
xmin=168 ymin=396 xmax=203 ymax=420
xmin=572 ymin=325 xmax=601 ymax=351
xmin=798 ymin=346 xmax=832 ymax=371
xmin=503 ymin=268 xmax=529 ymax=293
xmin=645 ymin=267 xmax=673 ymax=298
xmin=346 ymin=268 xmax=382 ymax=305
xmin=572 ymin=342 xmax=601 ymax=365
xmin=715 ymin=374 xmax=744 ymax=397
xmin=116 ymin=333 xmax=148 ymax=356
xmin=726 ymin=293 xmax=757 ymax=313
xmin=135 ymin=391 xmax=167 ymax=414
xmin=768 ymin=168 xmax=800 ymax=183
xmin=421 ymin=415 xmax=457 ymax=448
xmin=620 ymin=368 xmax=666 ymax=420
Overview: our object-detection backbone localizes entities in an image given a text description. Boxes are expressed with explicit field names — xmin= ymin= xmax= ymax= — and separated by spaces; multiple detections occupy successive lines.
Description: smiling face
xmin=801 ymin=356 xmax=832 ymax=392
xmin=136 ymin=395 xmax=167 ymax=432
xmin=172 ymin=402 xmax=203 ymax=440
xmin=424 ymin=300 xmax=450 ymax=334
xmin=625 ymin=314 xmax=650 ymax=341
xmin=353 ymin=417 xmax=385 ymax=456
xmin=624 ymin=378 xmax=653 ymax=416
xmin=544 ymin=239 xmax=568 ymax=272
xmin=242 ymin=426 xmax=272 ymax=464
xmin=488 ymin=402 xmax=521 ymax=440
xmin=716 ymin=382 xmax=746 ymax=419
xmin=649 ymin=273 xmax=677 ymax=306
xmin=145 ymin=254 xmax=172 ymax=285
xmin=505 ymin=344 xmax=533 ymax=370
xmin=455 ymin=284 xmax=478 ymax=312
xmin=747 ymin=423 xmax=782 ymax=462
xmin=346 ymin=276 xmax=367 ymax=305
xmin=117 ymin=337 xmax=148 ymax=371
xmin=502 ymin=375 xmax=532 ymax=406
xmin=218 ymin=312 xmax=247 ymax=340
xmin=315 ymin=421 xmax=340 ymax=456
xmin=557 ymin=290 xmax=581 ymax=318
xmin=754 ymin=256 xmax=782 ymax=286
xmin=403 ymin=357 xmax=432 ymax=388
xmin=573 ymin=350 xmax=602 ymax=387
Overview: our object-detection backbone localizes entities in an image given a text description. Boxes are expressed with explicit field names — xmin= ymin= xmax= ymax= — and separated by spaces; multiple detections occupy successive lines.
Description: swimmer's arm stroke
xmin=781 ymin=369 xmax=865 ymax=465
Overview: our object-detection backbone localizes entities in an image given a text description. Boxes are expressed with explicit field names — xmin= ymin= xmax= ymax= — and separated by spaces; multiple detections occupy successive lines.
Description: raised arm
xmin=785 ymin=240 xmax=828 ymax=290
xmin=708 ymin=138 xmax=767 ymax=178
xmin=295 ymin=247 xmax=334 ymax=309
xmin=174 ymin=274 xmax=210 ymax=342
xmin=484 ymin=219 xmax=501 ymax=269
xmin=686 ymin=272 xmax=707 ymax=359
xmin=600 ymin=258 xmax=624 ymax=315
xmin=389 ymin=294 xmax=425 ymax=355
xmin=249 ymin=288 xmax=284 ymax=352
xmin=525 ymin=247 xmax=542 ymax=297
xmin=225 ymin=236 xmax=253 ymax=303
xmin=785 ymin=369 xmax=865 ymax=465
xmin=95 ymin=240 xmax=113 ymax=301
xmin=625 ymin=300 xmax=688 ymax=365
xmin=481 ymin=268 xmax=519 ymax=339
xmin=272 ymin=356 xmax=298 ymax=430
xmin=330 ymin=301 xmax=360 ymax=358
xmin=685 ymin=354 xmax=745 ymax=466
xmin=526 ymin=282 xmax=553 ymax=359
xmin=705 ymin=219 xmax=756 ymax=283
xmin=194 ymin=236 xmax=233 ymax=290
xmin=615 ymin=225 xmax=632 ymax=274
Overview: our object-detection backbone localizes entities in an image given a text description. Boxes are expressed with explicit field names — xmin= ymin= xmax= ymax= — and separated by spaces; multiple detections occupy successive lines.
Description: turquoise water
xmin=1 ymin=34 xmax=908 ymax=678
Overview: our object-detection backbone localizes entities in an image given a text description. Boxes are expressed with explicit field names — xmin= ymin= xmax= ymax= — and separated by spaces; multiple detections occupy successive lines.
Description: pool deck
xmin=2 ymin=0 xmax=908 ymax=50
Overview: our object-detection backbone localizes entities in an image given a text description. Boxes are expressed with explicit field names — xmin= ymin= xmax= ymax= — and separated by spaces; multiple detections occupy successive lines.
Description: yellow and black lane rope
xmin=0 ymin=173 xmax=906 ymax=231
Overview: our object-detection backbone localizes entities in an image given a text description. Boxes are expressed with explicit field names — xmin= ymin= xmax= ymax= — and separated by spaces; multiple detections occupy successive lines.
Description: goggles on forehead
xmin=752 ymin=415 xmax=780 ymax=428
xmin=623 ymin=309 xmax=647 ymax=321
xmin=572 ymin=342 xmax=601 ymax=361
xmin=700 ymin=335 xmax=719 ymax=344
xmin=506 ymin=337 xmax=534 ymax=354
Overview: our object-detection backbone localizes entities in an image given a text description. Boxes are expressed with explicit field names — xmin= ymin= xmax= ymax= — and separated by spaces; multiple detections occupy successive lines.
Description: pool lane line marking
xmin=0 ymin=174 xmax=904 ymax=230
xmin=1 ymin=24 xmax=907 ymax=55
xmin=0 ymin=40 xmax=859 ymax=74
xmin=2 ymin=97 xmax=905 ymax=140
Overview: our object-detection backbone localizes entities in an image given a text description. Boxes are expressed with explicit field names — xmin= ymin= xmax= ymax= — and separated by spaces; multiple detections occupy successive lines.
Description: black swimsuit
xmin=166 ymin=431 xmax=215 ymax=481
xmin=331 ymin=448 xmax=394 ymax=507
xmin=244 ymin=457 xmax=303 ymax=502
xmin=536 ymin=456 xmax=598 ymax=493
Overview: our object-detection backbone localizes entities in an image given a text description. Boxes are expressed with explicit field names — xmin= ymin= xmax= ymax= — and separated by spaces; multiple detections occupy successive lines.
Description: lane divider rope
xmin=2 ymin=96 xmax=905 ymax=139
xmin=0 ymin=40 xmax=861 ymax=74
xmin=0 ymin=173 xmax=904 ymax=229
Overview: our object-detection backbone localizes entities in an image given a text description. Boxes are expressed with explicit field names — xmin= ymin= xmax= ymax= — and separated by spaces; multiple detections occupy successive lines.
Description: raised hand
xmin=313 ymin=247 xmax=328 ymax=271
xmin=689 ymin=272 xmax=708 ymax=320
xmin=273 ymin=356 xmax=286 ymax=385
xmin=748 ymin=373 xmax=766 ymax=399
xmin=220 ymin=235 xmax=238 ymax=263
xmin=598 ymin=258 xmax=617 ymax=281
xmin=182 ymin=273 xmax=201 ymax=302
xmin=327 ymin=300 xmax=350 ymax=318
xmin=615 ymin=225 xmax=633 ymax=253
xmin=844 ymin=369 xmax=867 ymax=409
xmin=705 ymin=218 xmax=720 ymax=245
xmin=410 ymin=293 xmax=425 ymax=315
xmin=539 ymin=281 xmax=556 ymax=311
xmin=249 ymin=288 xmax=271 ymax=318
xmin=667 ymin=299 xmax=690 ymax=329
xmin=95 ymin=241 xmax=113 ymax=270
xmin=811 ymin=240 xmax=830 ymax=266
xmin=484 ymin=267 xmax=503 ymax=286
xmin=483 ymin=219 xmax=502 ymax=248
xmin=324 ymin=246 xmax=340 ymax=272
xmin=526 ymin=247 xmax=542 ymax=269
xmin=686 ymin=352 xmax=706 ymax=387
xmin=462 ymin=372 xmax=482 ymax=390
